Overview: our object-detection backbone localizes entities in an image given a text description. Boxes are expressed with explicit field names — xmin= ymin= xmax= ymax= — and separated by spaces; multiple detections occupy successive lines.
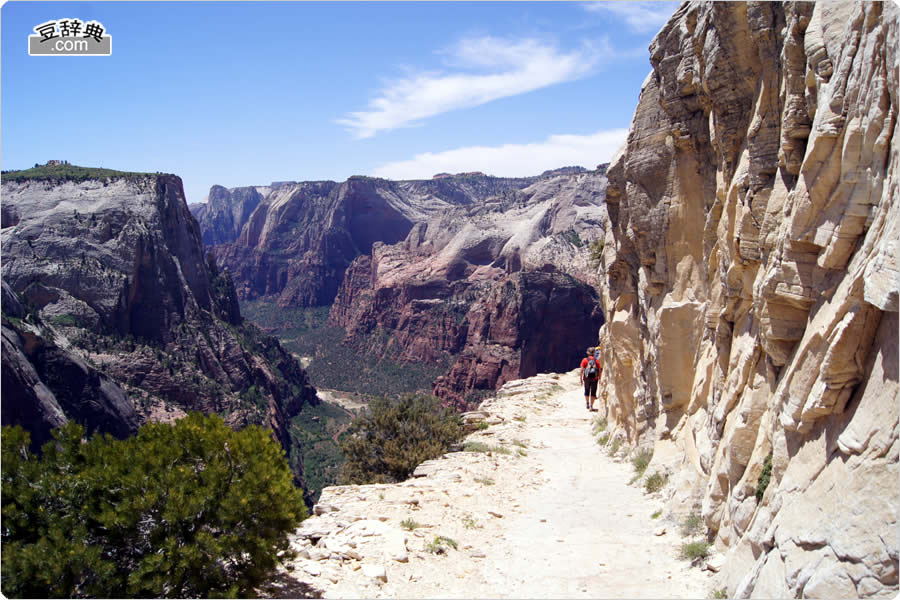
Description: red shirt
xmin=581 ymin=357 xmax=601 ymax=380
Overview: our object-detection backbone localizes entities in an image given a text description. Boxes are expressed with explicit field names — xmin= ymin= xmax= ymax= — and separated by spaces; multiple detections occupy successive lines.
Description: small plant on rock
xmin=462 ymin=515 xmax=480 ymax=529
xmin=681 ymin=512 xmax=704 ymax=537
xmin=755 ymin=452 xmax=773 ymax=503
xmin=630 ymin=448 xmax=653 ymax=478
xmin=400 ymin=519 xmax=421 ymax=531
xmin=608 ymin=438 xmax=621 ymax=456
xmin=651 ymin=510 xmax=662 ymax=519
xmin=426 ymin=536 xmax=458 ymax=554
xmin=597 ymin=433 xmax=610 ymax=446
xmin=463 ymin=441 xmax=491 ymax=453
xmin=474 ymin=476 xmax=495 ymax=486
xmin=710 ymin=586 xmax=729 ymax=599
xmin=592 ymin=416 xmax=608 ymax=435
xmin=644 ymin=471 xmax=668 ymax=494
xmin=679 ymin=540 xmax=711 ymax=562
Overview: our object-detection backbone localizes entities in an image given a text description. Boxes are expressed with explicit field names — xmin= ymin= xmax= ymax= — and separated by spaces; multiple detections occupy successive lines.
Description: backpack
xmin=585 ymin=357 xmax=599 ymax=380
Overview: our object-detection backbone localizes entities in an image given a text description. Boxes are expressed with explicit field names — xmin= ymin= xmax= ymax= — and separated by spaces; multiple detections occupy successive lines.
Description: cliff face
xmin=330 ymin=173 xmax=607 ymax=407
xmin=1 ymin=174 xmax=318 ymax=483
xmin=195 ymin=174 xmax=549 ymax=309
xmin=595 ymin=1 xmax=898 ymax=597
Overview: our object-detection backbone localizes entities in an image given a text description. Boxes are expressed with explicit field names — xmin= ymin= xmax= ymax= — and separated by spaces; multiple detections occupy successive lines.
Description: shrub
xmin=339 ymin=395 xmax=463 ymax=485
xmin=755 ymin=452 xmax=773 ymax=503
xmin=597 ymin=433 xmax=610 ymax=446
xmin=608 ymin=438 xmax=621 ymax=456
xmin=679 ymin=540 xmax=711 ymax=562
xmin=710 ymin=586 xmax=729 ymax=599
xmin=631 ymin=448 xmax=653 ymax=477
xmin=1 ymin=414 xmax=306 ymax=598
xmin=644 ymin=471 xmax=668 ymax=494
xmin=651 ymin=510 xmax=662 ymax=519
xmin=400 ymin=519 xmax=421 ymax=531
xmin=681 ymin=513 xmax=704 ymax=537
xmin=463 ymin=441 xmax=491 ymax=453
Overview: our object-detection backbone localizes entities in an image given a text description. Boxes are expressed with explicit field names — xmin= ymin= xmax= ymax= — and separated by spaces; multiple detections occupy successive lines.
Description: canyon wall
xmin=1 ymin=174 xmax=318 ymax=486
xmin=595 ymin=1 xmax=898 ymax=597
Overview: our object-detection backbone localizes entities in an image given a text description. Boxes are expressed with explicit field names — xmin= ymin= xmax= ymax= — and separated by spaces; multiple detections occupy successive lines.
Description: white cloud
xmin=337 ymin=36 xmax=603 ymax=139
xmin=582 ymin=1 xmax=680 ymax=34
xmin=372 ymin=128 xmax=628 ymax=180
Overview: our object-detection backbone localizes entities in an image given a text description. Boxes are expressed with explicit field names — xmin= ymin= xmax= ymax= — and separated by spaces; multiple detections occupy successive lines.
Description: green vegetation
xmin=462 ymin=515 xmax=480 ymax=529
xmin=631 ymin=447 xmax=653 ymax=478
xmin=644 ymin=471 xmax=668 ymax=494
xmin=559 ymin=229 xmax=584 ymax=248
xmin=1 ymin=164 xmax=155 ymax=183
xmin=426 ymin=536 xmax=458 ymax=554
xmin=513 ymin=415 xmax=527 ymax=423
xmin=462 ymin=441 xmax=491 ymax=453
xmin=241 ymin=300 xmax=452 ymax=397
xmin=755 ymin=452 xmax=773 ymax=503
xmin=680 ymin=540 xmax=711 ymax=562
xmin=512 ymin=439 xmax=528 ymax=448
xmin=400 ymin=519 xmax=422 ymax=531
xmin=339 ymin=395 xmax=463 ymax=485
xmin=710 ymin=586 xmax=729 ymax=599
xmin=651 ymin=509 xmax=662 ymax=519
xmin=597 ymin=433 xmax=610 ymax=446
xmin=1 ymin=414 xmax=306 ymax=598
xmin=681 ymin=513 xmax=705 ymax=537
xmin=474 ymin=476 xmax=495 ymax=486
xmin=608 ymin=438 xmax=621 ymax=456
xmin=289 ymin=400 xmax=353 ymax=504
xmin=591 ymin=416 xmax=608 ymax=435
xmin=588 ymin=239 xmax=605 ymax=269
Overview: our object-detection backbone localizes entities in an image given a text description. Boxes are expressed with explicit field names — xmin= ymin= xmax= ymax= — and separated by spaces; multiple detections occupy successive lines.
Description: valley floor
xmin=264 ymin=371 xmax=715 ymax=599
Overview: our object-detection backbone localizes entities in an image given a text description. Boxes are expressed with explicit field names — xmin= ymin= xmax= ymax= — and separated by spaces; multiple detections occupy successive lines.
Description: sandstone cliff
xmin=594 ymin=2 xmax=898 ymax=597
xmin=195 ymin=174 xmax=542 ymax=308
xmin=1 ymin=173 xmax=318 ymax=485
xmin=329 ymin=172 xmax=608 ymax=406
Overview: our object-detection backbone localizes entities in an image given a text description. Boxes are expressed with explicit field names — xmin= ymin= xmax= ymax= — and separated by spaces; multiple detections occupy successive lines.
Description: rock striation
xmin=1 ymin=173 xmax=318 ymax=485
xmin=594 ymin=2 xmax=898 ymax=598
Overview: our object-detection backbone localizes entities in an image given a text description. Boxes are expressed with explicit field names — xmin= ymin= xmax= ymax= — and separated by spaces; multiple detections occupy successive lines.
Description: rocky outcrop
xmin=1 ymin=173 xmax=318 ymax=482
xmin=190 ymin=184 xmax=265 ymax=246
xmin=594 ymin=2 xmax=898 ymax=598
xmin=328 ymin=172 xmax=608 ymax=406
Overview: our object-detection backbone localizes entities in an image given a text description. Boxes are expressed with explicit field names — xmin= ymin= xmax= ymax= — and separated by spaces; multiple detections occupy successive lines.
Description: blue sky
xmin=2 ymin=1 xmax=680 ymax=203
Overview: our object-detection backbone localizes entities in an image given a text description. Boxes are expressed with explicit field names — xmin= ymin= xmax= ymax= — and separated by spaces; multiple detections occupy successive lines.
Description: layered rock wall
xmin=1 ymin=174 xmax=318 ymax=485
xmin=595 ymin=2 xmax=898 ymax=597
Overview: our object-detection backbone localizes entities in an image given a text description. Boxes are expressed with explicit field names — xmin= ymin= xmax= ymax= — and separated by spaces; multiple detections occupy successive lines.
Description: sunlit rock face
xmin=1 ymin=174 xmax=318 ymax=487
xmin=594 ymin=2 xmax=898 ymax=597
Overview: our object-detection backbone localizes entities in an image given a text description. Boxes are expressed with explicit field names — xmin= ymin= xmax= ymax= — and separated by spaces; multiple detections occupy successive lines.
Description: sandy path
xmin=477 ymin=385 xmax=708 ymax=598
xmin=267 ymin=371 xmax=713 ymax=599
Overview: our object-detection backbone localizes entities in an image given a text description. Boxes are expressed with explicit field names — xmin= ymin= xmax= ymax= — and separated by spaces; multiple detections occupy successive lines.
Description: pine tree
xmin=1 ymin=413 xmax=307 ymax=598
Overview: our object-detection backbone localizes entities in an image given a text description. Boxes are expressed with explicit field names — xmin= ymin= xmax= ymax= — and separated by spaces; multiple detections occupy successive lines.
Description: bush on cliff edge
xmin=1 ymin=413 xmax=307 ymax=598
xmin=339 ymin=395 xmax=463 ymax=485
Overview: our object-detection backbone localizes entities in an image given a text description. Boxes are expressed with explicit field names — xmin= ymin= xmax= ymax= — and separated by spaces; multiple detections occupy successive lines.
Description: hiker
xmin=580 ymin=347 xmax=602 ymax=411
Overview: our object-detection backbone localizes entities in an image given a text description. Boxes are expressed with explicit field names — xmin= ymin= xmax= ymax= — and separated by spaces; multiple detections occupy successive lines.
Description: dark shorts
xmin=583 ymin=378 xmax=598 ymax=397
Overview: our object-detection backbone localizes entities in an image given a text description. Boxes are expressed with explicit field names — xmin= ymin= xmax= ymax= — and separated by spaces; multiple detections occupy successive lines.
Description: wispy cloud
xmin=582 ymin=2 xmax=680 ymax=34
xmin=338 ymin=36 xmax=603 ymax=139
xmin=372 ymin=128 xmax=628 ymax=180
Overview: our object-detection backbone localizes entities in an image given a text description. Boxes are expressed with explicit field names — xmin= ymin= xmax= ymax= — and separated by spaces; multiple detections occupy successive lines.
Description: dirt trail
xmin=266 ymin=371 xmax=714 ymax=599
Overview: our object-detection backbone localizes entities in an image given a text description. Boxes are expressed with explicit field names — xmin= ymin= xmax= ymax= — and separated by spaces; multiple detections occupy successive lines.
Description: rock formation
xmin=328 ymin=172 xmax=608 ymax=406
xmin=1 ymin=173 xmax=318 ymax=486
xmin=194 ymin=174 xmax=543 ymax=308
xmin=594 ymin=1 xmax=898 ymax=597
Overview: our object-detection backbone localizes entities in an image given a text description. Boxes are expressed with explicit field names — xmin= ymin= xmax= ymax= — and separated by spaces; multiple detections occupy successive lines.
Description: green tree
xmin=339 ymin=395 xmax=463 ymax=485
xmin=1 ymin=413 xmax=307 ymax=598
